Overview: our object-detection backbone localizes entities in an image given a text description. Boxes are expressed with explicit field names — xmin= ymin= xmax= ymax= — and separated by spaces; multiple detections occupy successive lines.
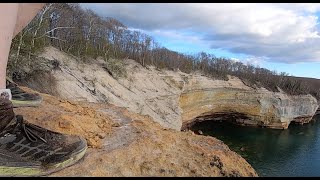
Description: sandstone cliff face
xmin=34 ymin=46 xmax=318 ymax=131
xmin=180 ymin=87 xmax=319 ymax=130
xmin=14 ymin=88 xmax=257 ymax=177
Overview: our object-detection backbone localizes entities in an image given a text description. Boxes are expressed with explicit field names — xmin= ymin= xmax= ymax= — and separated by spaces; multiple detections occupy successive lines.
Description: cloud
xmin=81 ymin=3 xmax=320 ymax=63
xmin=242 ymin=57 xmax=265 ymax=66
xmin=230 ymin=57 xmax=240 ymax=62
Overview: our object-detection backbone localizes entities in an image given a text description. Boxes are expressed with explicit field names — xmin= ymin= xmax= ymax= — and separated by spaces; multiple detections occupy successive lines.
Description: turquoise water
xmin=190 ymin=115 xmax=320 ymax=177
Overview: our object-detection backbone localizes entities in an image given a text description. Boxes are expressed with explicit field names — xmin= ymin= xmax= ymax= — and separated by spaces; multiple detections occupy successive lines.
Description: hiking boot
xmin=6 ymin=78 xmax=42 ymax=107
xmin=0 ymin=98 xmax=87 ymax=177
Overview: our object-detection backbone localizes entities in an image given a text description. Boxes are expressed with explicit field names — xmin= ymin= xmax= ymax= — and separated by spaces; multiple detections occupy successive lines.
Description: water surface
xmin=190 ymin=115 xmax=320 ymax=177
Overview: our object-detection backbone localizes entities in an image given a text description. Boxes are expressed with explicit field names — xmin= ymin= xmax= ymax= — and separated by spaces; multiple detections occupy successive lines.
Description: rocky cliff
xmin=14 ymin=87 xmax=257 ymax=177
xmin=180 ymin=87 xmax=318 ymax=130
xmin=11 ymin=46 xmax=320 ymax=177
xmin=29 ymin=46 xmax=318 ymax=131
xmin=180 ymin=75 xmax=318 ymax=129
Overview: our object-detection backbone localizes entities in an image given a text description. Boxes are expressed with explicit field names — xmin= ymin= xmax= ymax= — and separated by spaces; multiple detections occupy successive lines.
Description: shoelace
xmin=15 ymin=115 xmax=48 ymax=143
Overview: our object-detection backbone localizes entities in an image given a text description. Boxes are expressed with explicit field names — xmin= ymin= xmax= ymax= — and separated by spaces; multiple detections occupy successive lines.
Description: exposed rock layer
xmin=180 ymin=88 xmax=318 ymax=130
xmin=33 ymin=46 xmax=319 ymax=131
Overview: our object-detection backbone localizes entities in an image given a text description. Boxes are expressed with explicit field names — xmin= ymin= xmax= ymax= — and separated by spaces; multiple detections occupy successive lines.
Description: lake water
xmin=190 ymin=115 xmax=320 ymax=177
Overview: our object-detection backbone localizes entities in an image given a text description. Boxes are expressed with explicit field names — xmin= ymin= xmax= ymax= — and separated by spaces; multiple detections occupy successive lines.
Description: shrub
xmin=102 ymin=58 xmax=127 ymax=79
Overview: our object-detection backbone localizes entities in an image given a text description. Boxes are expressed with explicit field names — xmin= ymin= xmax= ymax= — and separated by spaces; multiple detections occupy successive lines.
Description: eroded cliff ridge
xmin=29 ymin=46 xmax=319 ymax=131
xmin=14 ymin=88 xmax=257 ymax=177
xmin=180 ymin=83 xmax=318 ymax=130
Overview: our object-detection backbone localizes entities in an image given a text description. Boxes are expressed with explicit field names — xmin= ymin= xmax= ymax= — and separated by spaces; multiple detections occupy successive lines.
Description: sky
xmin=81 ymin=3 xmax=320 ymax=79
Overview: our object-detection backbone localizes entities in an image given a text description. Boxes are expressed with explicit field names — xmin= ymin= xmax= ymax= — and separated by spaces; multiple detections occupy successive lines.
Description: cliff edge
xmin=14 ymin=87 xmax=257 ymax=177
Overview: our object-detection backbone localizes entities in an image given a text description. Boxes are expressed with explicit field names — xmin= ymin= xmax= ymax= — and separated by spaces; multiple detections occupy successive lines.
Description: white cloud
xmin=82 ymin=3 xmax=320 ymax=63
xmin=230 ymin=57 xmax=240 ymax=62
xmin=242 ymin=57 xmax=265 ymax=66
xmin=129 ymin=27 xmax=208 ymax=47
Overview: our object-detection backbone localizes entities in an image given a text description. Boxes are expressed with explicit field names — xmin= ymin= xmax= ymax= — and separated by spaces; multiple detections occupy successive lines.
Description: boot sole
xmin=11 ymin=98 xmax=43 ymax=108
xmin=0 ymin=142 xmax=87 ymax=177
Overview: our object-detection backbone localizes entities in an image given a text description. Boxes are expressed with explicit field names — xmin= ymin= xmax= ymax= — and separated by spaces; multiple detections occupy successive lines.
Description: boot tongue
xmin=0 ymin=98 xmax=15 ymax=132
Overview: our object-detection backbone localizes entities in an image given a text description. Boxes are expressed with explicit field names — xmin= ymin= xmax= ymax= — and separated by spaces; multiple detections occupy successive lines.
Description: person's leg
xmin=13 ymin=3 xmax=46 ymax=38
xmin=0 ymin=3 xmax=19 ymax=89
xmin=1 ymin=3 xmax=45 ymax=88
xmin=6 ymin=3 xmax=45 ymax=107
